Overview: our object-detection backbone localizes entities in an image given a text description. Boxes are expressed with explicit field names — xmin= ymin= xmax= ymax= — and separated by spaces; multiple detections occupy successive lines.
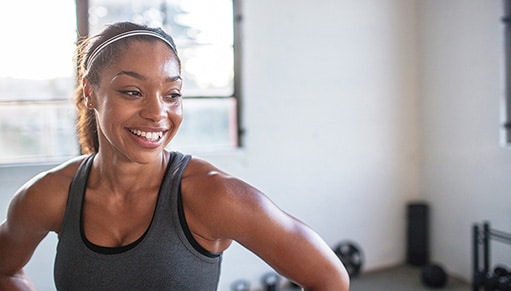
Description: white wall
xmin=215 ymin=0 xmax=420 ymax=288
xmin=6 ymin=0 xmax=508 ymax=290
xmin=418 ymin=0 xmax=511 ymax=281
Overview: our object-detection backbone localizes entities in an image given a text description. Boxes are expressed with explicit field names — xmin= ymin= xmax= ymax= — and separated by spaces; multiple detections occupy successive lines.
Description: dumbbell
xmin=333 ymin=241 xmax=363 ymax=278
xmin=421 ymin=263 xmax=447 ymax=288
xmin=261 ymin=272 xmax=280 ymax=291
xmin=495 ymin=266 xmax=511 ymax=291
xmin=496 ymin=275 xmax=511 ymax=291
xmin=231 ymin=279 xmax=250 ymax=291
xmin=494 ymin=266 xmax=509 ymax=277
xmin=485 ymin=265 xmax=511 ymax=291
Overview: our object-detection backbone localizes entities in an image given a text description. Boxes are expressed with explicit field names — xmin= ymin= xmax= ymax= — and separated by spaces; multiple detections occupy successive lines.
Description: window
xmin=0 ymin=1 xmax=79 ymax=164
xmin=0 ymin=0 xmax=241 ymax=164
xmin=82 ymin=0 xmax=241 ymax=151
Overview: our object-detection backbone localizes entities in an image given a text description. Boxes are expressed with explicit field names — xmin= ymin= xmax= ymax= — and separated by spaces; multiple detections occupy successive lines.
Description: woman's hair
xmin=74 ymin=22 xmax=180 ymax=154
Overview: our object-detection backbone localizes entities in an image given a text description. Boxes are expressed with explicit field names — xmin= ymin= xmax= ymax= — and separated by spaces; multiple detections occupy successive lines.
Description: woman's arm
xmin=225 ymin=182 xmax=349 ymax=290
xmin=0 ymin=269 xmax=35 ymax=291
xmin=182 ymin=158 xmax=350 ymax=290
xmin=0 ymin=166 xmax=72 ymax=291
xmin=0 ymin=186 xmax=47 ymax=290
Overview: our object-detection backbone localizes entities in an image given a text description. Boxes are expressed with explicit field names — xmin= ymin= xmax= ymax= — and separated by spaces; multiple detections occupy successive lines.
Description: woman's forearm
xmin=0 ymin=271 xmax=35 ymax=291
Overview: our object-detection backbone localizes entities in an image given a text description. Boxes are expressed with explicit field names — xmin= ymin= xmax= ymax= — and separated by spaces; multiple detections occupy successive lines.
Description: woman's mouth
xmin=128 ymin=129 xmax=164 ymax=142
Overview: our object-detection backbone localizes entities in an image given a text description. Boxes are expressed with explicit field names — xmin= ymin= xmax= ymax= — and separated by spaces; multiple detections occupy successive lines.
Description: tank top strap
xmin=157 ymin=151 xmax=191 ymax=206
xmin=58 ymin=154 xmax=95 ymax=239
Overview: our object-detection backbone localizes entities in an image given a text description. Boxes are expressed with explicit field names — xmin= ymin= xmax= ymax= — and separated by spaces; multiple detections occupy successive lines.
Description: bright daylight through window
xmin=0 ymin=0 xmax=238 ymax=164
xmin=0 ymin=1 xmax=78 ymax=164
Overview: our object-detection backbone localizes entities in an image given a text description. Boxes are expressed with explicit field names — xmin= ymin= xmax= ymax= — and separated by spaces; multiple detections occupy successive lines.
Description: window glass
xmin=0 ymin=1 xmax=78 ymax=163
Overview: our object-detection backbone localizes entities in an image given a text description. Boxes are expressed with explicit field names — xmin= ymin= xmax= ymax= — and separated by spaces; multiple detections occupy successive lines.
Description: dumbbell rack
xmin=472 ymin=221 xmax=511 ymax=291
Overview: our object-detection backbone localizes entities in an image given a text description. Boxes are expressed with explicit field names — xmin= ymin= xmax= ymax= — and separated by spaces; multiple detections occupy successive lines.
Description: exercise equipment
xmin=333 ymin=241 xmax=364 ymax=278
xmin=407 ymin=203 xmax=429 ymax=266
xmin=261 ymin=272 xmax=280 ymax=291
xmin=482 ymin=265 xmax=511 ymax=291
xmin=230 ymin=279 xmax=250 ymax=291
xmin=494 ymin=266 xmax=510 ymax=277
xmin=473 ymin=222 xmax=511 ymax=290
xmin=421 ymin=263 xmax=447 ymax=288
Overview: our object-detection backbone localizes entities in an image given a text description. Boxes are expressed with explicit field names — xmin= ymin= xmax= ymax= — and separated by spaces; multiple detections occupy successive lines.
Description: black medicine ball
xmin=421 ymin=263 xmax=448 ymax=288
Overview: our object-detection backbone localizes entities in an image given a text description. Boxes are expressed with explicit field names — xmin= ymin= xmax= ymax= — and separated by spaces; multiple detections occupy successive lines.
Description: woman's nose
xmin=140 ymin=95 xmax=166 ymax=121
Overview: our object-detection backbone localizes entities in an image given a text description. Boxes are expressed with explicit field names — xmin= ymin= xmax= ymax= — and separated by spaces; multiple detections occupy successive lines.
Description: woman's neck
xmin=88 ymin=151 xmax=169 ymax=198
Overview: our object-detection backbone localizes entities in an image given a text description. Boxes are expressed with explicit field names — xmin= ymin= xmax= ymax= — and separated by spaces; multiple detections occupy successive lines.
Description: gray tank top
xmin=54 ymin=152 xmax=222 ymax=290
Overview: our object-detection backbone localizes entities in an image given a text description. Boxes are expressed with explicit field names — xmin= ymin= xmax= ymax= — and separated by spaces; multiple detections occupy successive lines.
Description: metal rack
xmin=472 ymin=222 xmax=511 ymax=291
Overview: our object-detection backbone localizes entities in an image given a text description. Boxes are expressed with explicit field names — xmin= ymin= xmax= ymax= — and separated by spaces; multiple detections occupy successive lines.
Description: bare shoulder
xmin=182 ymin=156 xmax=265 ymax=210
xmin=7 ymin=155 xmax=88 ymax=233
xmin=181 ymin=156 xmax=282 ymax=239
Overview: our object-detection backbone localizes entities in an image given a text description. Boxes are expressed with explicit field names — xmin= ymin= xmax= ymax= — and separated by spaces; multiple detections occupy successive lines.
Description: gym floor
xmin=254 ymin=264 xmax=470 ymax=290
xmin=348 ymin=264 xmax=470 ymax=291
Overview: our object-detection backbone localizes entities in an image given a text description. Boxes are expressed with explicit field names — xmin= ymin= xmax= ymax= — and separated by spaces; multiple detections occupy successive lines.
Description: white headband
xmin=85 ymin=30 xmax=176 ymax=70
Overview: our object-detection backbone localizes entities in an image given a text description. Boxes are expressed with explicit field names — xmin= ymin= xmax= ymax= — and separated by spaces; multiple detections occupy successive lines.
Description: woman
xmin=0 ymin=22 xmax=349 ymax=290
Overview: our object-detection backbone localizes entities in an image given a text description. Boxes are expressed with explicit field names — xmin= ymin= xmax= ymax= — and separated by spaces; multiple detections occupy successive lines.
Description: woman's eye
xmin=165 ymin=92 xmax=182 ymax=100
xmin=120 ymin=90 xmax=141 ymax=97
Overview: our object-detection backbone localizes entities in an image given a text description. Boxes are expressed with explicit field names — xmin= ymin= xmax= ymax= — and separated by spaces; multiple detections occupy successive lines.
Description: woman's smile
xmin=128 ymin=128 xmax=165 ymax=141
xmin=127 ymin=127 xmax=169 ymax=148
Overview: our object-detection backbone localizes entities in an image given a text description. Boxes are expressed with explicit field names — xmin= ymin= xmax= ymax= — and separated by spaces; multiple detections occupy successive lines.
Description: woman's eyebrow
xmin=113 ymin=71 xmax=182 ymax=83
xmin=114 ymin=70 xmax=146 ymax=80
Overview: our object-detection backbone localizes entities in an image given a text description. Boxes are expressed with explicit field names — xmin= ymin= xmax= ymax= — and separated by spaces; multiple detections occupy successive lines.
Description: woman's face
xmin=86 ymin=40 xmax=183 ymax=164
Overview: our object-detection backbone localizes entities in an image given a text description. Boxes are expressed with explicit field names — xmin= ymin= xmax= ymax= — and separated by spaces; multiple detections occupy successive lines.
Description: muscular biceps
xmin=0 ymin=169 xmax=69 ymax=277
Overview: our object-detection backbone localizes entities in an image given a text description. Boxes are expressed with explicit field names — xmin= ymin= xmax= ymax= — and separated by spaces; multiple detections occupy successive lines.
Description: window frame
xmin=502 ymin=0 xmax=511 ymax=146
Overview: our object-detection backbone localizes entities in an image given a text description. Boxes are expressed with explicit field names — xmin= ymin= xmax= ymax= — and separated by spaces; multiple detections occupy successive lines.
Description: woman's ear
xmin=82 ymin=78 xmax=95 ymax=109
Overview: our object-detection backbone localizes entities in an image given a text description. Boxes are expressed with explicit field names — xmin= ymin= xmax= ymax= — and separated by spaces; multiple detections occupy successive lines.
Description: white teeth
xmin=130 ymin=129 xmax=163 ymax=141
